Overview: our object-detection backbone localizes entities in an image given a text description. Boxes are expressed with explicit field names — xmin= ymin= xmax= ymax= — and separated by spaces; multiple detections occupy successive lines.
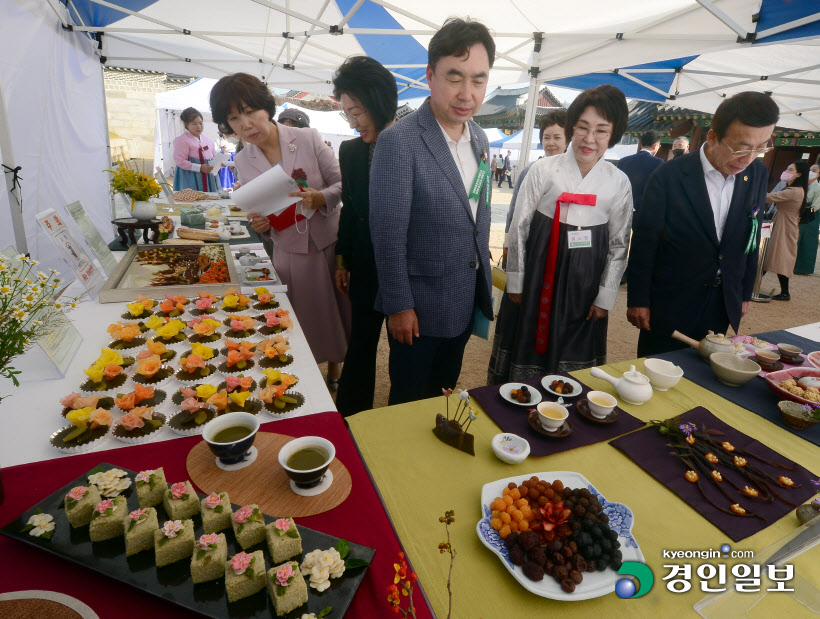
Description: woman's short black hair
xmin=538 ymin=109 xmax=568 ymax=142
xmin=333 ymin=56 xmax=398 ymax=133
xmin=180 ymin=107 xmax=202 ymax=127
xmin=428 ymin=18 xmax=495 ymax=71
xmin=711 ymin=92 xmax=779 ymax=141
xmin=210 ymin=73 xmax=277 ymax=135
xmin=564 ymin=85 xmax=628 ymax=148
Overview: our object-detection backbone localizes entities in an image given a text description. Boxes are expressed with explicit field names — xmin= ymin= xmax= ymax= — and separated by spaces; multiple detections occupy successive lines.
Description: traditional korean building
xmin=474 ymin=86 xmax=563 ymax=134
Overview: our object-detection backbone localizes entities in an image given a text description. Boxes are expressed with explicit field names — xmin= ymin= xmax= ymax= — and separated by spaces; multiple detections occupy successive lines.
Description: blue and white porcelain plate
xmin=475 ymin=471 xmax=644 ymax=601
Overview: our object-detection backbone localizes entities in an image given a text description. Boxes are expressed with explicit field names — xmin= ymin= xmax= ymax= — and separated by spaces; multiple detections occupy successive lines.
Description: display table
xmin=0 ymin=289 xmax=334 ymax=468
xmin=348 ymin=356 xmax=820 ymax=617
xmin=0 ymin=412 xmax=433 ymax=619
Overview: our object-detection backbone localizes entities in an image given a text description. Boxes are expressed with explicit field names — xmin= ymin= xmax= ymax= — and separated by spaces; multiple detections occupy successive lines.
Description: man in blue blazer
xmin=617 ymin=131 xmax=664 ymax=213
xmin=627 ymin=92 xmax=779 ymax=356
xmin=370 ymin=18 xmax=495 ymax=405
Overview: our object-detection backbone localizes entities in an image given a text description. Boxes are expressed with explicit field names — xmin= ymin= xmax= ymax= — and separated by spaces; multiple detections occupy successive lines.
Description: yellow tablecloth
xmin=348 ymin=359 xmax=820 ymax=618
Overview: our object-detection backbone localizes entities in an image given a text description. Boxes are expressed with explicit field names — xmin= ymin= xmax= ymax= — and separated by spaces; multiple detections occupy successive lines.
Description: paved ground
xmin=320 ymin=186 xmax=820 ymax=410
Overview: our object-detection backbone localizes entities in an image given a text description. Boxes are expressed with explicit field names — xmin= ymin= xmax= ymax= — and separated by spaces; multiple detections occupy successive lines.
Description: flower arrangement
xmin=105 ymin=161 xmax=164 ymax=210
xmin=0 ymin=254 xmax=75 ymax=401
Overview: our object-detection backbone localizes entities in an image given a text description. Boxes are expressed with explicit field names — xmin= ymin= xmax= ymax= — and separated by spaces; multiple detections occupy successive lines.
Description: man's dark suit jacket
xmin=627 ymin=151 xmax=766 ymax=343
xmin=336 ymin=136 xmax=378 ymax=310
xmin=617 ymin=149 xmax=664 ymax=213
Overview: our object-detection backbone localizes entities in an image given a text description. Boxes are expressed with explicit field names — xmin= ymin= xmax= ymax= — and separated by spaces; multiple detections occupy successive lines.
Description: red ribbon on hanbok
xmin=198 ymin=146 xmax=208 ymax=191
xmin=535 ymin=192 xmax=597 ymax=355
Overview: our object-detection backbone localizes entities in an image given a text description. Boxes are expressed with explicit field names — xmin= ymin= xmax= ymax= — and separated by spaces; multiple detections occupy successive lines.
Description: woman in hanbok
xmin=209 ymin=73 xmax=350 ymax=386
xmin=172 ymin=107 xmax=219 ymax=192
xmin=488 ymin=85 xmax=632 ymax=381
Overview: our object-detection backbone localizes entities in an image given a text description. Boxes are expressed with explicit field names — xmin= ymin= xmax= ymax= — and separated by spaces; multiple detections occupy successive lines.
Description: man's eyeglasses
xmin=573 ymin=125 xmax=611 ymax=141
xmin=720 ymin=140 xmax=774 ymax=158
xmin=342 ymin=110 xmax=368 ymax=125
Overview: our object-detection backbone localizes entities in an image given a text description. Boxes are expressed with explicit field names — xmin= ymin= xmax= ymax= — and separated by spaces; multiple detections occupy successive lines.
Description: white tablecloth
xmin=787 ymin=321 xmax=820 ymax=344
xmin=0 ymin=287 xmax=335 ymax=468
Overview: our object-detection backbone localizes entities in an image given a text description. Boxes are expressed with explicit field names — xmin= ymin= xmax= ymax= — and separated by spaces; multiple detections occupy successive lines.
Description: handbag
xmin=799 ymin=205 xmax=816 ymax=224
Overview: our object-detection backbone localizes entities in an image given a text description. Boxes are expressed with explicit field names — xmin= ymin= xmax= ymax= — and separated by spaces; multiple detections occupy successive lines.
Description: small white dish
xmin=643 ymin=358 xmax=684 ymax=391
xmin=499 ymin=383 xmax=542 ymax=407
xmin=541 ymin=375 xmax=582 ymax=398
xmin=491 ymin=433 xmax=530 ymax=464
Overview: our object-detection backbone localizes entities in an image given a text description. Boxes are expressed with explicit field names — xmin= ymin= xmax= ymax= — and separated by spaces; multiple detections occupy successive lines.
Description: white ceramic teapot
xmin=589 ymin=365 xmax=653 ymax=405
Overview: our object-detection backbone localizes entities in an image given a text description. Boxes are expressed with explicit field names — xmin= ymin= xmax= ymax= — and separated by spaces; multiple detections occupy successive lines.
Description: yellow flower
xmin=126 ymin=302 xmax=147 ymax=317
xmin=222 ymin=295 xmax=238 ymax=309
xmin=253 ymin=287 xmax=269 ymax=296
xmin=156 ymin=318 xmax=185 ymax=339
xmin=195 ymin=384 xmax=217 ymax=400
xmin=0 ymin=286 xmax=9 ymax=294
xmin=261 ymin=368 xmax=281 ymax=385
xmin=66 ymin=407 xmax=93 ymax=426
xmin=190 ymin=342 xmax=214 ymax=360
xmin=84 ymin=362 xmax=105 ymax=384
xmin=228 ymin=391 xmax=252 ymax=408
xmin=144 ymin=315 xmax=165 ymax=331
xmin=96 ymin=348 xmax=124 ymax=368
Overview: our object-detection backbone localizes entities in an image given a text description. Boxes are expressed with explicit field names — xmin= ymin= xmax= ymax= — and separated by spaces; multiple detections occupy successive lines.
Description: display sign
xmin=64 ymin=201 xmax=119 ymax=276
xmin=36 ymin=208 xmax=104 ymax=294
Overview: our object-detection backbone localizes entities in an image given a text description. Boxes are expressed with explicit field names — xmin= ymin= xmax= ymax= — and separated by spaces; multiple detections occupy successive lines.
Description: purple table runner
xmin=472 ymin=376 xmax=645 ymax=457
xmin=610 ymin=407 xmax=819 ymax=542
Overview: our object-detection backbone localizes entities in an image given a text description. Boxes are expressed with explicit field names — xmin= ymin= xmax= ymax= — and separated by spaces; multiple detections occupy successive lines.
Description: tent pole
xmin=99 ymin=64 xmax=116 ymax=222
xmin=0 ymin=81 xmax=28 ymax=254
xmin=517 ymin=34 xmax=543 ymax=170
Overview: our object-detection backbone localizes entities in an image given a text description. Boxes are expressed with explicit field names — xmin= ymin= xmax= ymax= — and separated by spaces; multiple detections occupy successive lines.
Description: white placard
xmin=231 ymin=164 xmax=300 ymax=217
xmin=64 ymin=201 xmax=119 ymax=276
xmin=36 ymin=208 xmax=104 ymax=294
xmin=209 ymin=152 xmax=232 ymax=176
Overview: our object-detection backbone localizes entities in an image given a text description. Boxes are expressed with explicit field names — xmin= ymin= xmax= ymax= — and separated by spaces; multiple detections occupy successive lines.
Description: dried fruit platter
xmin=476 ymin=471 xmax=644 ymax=601
xmin=98 ymin=243 xmax=241 ymax=303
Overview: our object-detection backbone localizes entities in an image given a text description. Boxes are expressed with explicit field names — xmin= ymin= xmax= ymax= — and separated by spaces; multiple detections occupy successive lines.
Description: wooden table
xmin=111 ymin=217 xmax=162 ymax=246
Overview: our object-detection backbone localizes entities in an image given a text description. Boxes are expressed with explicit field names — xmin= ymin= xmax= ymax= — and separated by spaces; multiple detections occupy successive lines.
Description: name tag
xmin=568 ymin=229 xmax=592 ymax=249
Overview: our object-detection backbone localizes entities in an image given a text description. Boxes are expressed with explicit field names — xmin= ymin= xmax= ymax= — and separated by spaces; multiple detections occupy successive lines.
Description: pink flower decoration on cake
xmin=162 ymin=520 xmax=183 ymax=538
xmin=233 ymin=505 xmax=253 ymax=524
xmin=136 ymin=349 xmax=154 ymax=360
xmin=180 ymin=398 xmax=208 ymax=413
xmin=230 ymin=552 xmax=252 ymax=575
xmin=225 ymin=376 xmax=241 ymax=392
xmin=276 ymin=563 xmax=294 ymax=586
xmin=198 ymin=533 xmax=219 ymax=548
xmin=180 ymin=387 xmax=197 ymax=399
xmin=135 ymin=470 xmax=153 ymax=484
xmin=274 ymin=518 xmax=291 ymax=532
xmin=230 ymin=319 xmax=246 ymax=332
xmin=89 ymin=408 xmax=113 ymax=427
xmin=72 ymin=395 xmax=100 ymax=410
xmin=95 ymin=499 xmax=114 ymax=514
xmin=118 ymin=413 xmax=144 ymax=431
xmin=203 ymin=493 xmax=222 ymax=509
xmin=196 ymin=297 xmax=214 ymax=310
xmin=66 ymin=486 xmax=88 ymax=501
xmin=188 ymin=316 xmax=203 ymax=327
xmin=129 ymin=508 xmax=148 ymax=521
xmin=170 ymin=482 xmax=188 ymax=499
xmin=59 ymin=393 xmax=81 ymax=408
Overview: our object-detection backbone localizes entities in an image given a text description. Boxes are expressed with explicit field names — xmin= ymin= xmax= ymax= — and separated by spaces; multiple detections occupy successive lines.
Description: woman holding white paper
xmin=172 ymin=107 xmax=219 ymax=192
xmin=210 ymin=73 xmax=350 ymax=383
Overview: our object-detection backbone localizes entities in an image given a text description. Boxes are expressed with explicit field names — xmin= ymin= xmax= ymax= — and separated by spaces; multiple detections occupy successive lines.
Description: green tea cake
xmin=201 ymin=491 xmax=232 ymax=534
xmin=225 ymin=550 xmax=266 ymax=602
xmin=135 ymin=467 xmax=167 ymax=507
xmin=162 ymin=481 xmax=200 ymax=520
xmin=191 ymin=533 xmax=228 ymax=584
xmin=63 ymin=485 xmax=101 ymax=528
xmin=154 ymin=518 xmax=195 ymax=567
xmin=268 ymin=561 xmax=308 ymax=616
xmin=231 ymin=504 xmax=265 ymax=549
xmin=265 ymin=517 xmax=302 ymax=563
xmin=89 ymin=496 xmax=127 ymax=542
xmin=124 ymin=507 xmax=159 ymax=556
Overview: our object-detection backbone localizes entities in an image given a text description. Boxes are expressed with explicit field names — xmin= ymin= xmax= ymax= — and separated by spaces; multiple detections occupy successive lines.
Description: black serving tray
xmin=1 ymin=464 xmax=374 ymax=618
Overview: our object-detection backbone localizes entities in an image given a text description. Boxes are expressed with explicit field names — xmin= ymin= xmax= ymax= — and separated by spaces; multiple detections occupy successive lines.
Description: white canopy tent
xmin=3 ymin=0 xmax=820 ymax=262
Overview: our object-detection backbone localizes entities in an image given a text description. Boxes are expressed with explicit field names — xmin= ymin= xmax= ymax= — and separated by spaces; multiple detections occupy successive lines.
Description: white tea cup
xmin=587 ymin=391 xmax=617 ymax=419
xmin=536 ymin=402 xmax=568 ymax=432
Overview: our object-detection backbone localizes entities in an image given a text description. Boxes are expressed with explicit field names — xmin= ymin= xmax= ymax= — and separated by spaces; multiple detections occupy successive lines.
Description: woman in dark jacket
xmin=332 ymin=56 xmax=398 ymax=416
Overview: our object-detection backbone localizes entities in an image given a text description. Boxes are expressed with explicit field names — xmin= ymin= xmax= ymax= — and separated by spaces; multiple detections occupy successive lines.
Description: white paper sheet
xmin=231 ymin=164 xmax=301 ymax=217
xmin=209 ymin=152 xmax=232 ymax=176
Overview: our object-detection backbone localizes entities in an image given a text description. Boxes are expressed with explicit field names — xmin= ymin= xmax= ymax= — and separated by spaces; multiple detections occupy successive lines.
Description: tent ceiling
xmin=61 ymin=0 xmax=794 ymax=101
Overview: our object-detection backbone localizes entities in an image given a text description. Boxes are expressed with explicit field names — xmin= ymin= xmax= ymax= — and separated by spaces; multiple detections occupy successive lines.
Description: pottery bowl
xmin=777 ymin=343 xmax=803 ymax=360
xmin=764 ymin=367 xmax=820 ymax=406
xmin=643 ymin=358 xmax=684 ymax=391
xmin=709 ymin=353 xmax=760 ymax=387
xmin=777 ymin=400 xmax=819 ymax=430
xmin=491 ymin=433 xmax=530 ymax=464
xmin=807 ymin=351 xmax=820 ymax=370
xmin=278 ymin=436 xmax=335 ymax=489
xmin=202 ymin=412 xmax=260 ymax=465
xmin=754 ymin=348 xmax=780 ymax=368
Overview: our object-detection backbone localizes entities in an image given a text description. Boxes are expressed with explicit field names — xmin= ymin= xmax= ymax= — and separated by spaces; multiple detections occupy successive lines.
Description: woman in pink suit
xmin=210 ymin=73 xmax=350 ymax=384
xmin=172 ymin=107 xmax=219 ymax=192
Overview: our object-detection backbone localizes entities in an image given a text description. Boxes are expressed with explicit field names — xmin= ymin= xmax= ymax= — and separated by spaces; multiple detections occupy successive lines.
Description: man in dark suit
xmin=370 ymin=18 xmax=495 ymax=405
xmin=627 ymin=92 xmax=779 ymax=357
xmin=617 ymin=130 xmax=663 ymax=213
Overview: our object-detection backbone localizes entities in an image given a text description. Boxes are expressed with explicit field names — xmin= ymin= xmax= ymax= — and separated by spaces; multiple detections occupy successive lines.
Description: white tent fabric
xmin=0 ymin=0 xmax=111 ymax=269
